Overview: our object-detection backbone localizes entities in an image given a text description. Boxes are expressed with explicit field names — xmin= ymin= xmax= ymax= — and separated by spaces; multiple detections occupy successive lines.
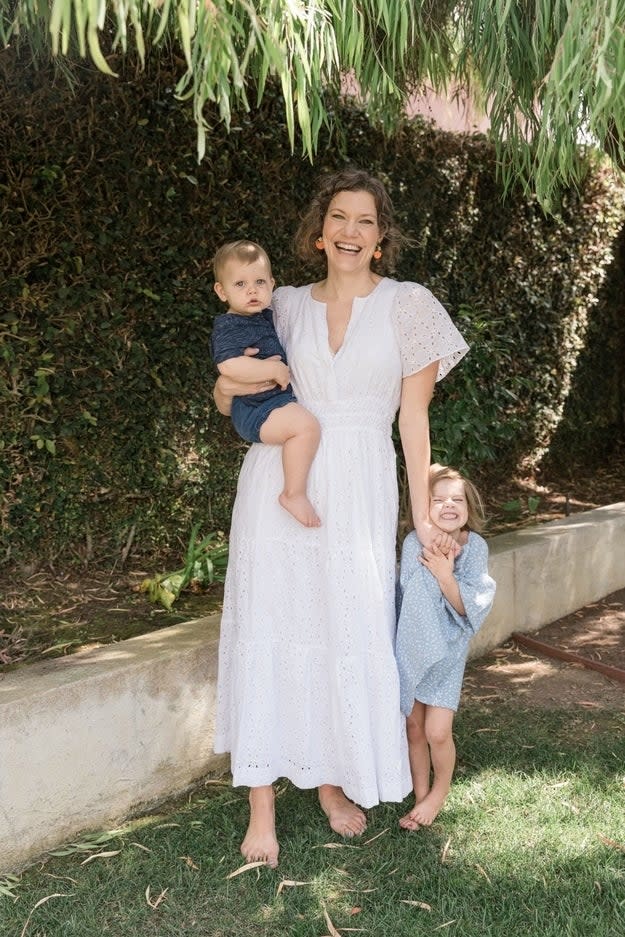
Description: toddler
xmin=211 ymin=240 xmax=321 ymax=527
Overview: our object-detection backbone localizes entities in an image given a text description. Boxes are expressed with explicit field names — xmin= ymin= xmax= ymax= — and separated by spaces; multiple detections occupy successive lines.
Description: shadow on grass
xmin=1 ymin=706 xmax=623 ymax=937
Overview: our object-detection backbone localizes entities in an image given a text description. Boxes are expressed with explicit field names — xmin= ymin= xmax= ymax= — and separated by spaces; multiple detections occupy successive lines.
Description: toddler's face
xmin=214 ymin=257 xmax=274 ymax=315
xmin=430 ymin=478 xmax=469 ymax=534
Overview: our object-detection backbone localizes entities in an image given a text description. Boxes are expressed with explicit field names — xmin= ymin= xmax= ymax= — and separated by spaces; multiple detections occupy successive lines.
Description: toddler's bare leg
xmin=400 ymin=701 xmax=430 ymax=830
xmin=240 ymin=784 xmax=280 ymax=868
xmin=260 ymin=403 xmax=321 ymax=527
xmin=318 ymin=785 xmax=367 ymax=837
xmin=409 ymin=706 xmax=455 ymax=826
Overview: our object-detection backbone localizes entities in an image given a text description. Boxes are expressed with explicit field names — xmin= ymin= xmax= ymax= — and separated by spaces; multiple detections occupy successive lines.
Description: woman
xmin=213 ymin=168 xmax=468 ymax=867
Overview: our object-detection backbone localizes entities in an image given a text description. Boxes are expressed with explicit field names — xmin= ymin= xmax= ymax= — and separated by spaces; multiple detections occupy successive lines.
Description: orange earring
xmin=373 ymin=245 xmax=382 ymax=260
xmin=315 ymin=237 xmax=325 ymax=250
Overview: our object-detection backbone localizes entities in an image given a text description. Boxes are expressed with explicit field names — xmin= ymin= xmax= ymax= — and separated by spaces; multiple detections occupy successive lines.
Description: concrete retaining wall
xmin=1 ymin=501 xmax=624 ymax=873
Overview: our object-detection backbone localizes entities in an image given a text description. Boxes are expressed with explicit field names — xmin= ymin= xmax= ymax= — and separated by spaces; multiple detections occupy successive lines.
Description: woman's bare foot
xmin=241 ymin=786 xmax=279 ymax=868
xmin=318 ymin=785 xmax=367 ymax=837
xmin=279 ymin=492 xmax=321 ymax=527
xmin=407 ymin=788 xmax=448 ymax=826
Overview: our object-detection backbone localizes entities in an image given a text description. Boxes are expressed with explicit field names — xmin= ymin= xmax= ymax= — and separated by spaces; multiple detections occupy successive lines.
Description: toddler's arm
xmin=419 ymin=544 xmax=466 ymax=616
xmin=217 ymin=354 xmax=291 ymax=389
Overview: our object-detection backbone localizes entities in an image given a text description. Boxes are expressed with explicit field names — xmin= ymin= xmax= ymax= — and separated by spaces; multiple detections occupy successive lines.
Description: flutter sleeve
xmin=445 ymin=534 xmax=496 ymax=636
xmin=392 ymin=281 xmax=469 ymax=380
xmin=271 ymin=286 xmax=292 ymax=350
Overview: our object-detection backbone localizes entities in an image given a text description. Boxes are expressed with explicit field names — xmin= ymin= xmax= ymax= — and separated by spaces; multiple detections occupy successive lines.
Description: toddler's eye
xmin=234 ymin=280 xmax=245 ymax=288
xmin=256 ymin=279 xmax=267 ymax=286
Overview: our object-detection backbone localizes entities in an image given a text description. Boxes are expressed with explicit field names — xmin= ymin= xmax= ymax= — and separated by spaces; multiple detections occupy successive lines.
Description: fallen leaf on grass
xmin=322 ymin=902 xmax=342 ymax=937
xmin=362 ymin=828 xmax=389 ymax=846
xmin=400 ymin=900 xmax=432 ymax=911
xmin=598 ymin=835 xmax=625 ymax=852
xmin=129 ymin=842 xmax=153 ymax=853
xmin=145 ymin=886 xmax=168 ymax=909
xmin=179 ymin=856 xmax=200 ymax=870
xmin=475 ymin=864 xmax=491 ymax=884
xmin=226 ymin=860 xmax=268 ymax=878
xmin=276 ymin=879 xmax=312 ymax=895
xmin=434 ymin=920 xmax=458 ymax=930
xmin=313 ymin=843 xmax=360 ymax=849
xmin=441 ymin=838 xmax=452 ymax=863
xmin=20 ymin=893 xmax=73 ymax=937
xmin=80 ymin=850 xmax=121 ymax=865
xmin=349 ymin=907 xmax=362 ymax=915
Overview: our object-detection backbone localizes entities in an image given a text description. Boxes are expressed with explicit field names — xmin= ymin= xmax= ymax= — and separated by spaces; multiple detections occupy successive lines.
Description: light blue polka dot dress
xmin=395 ymin=531 xmax=496 ymax=715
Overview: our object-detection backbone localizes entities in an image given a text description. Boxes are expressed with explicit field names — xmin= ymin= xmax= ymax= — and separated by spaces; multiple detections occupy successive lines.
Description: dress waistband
xmin=302 ymin=397 xmax=394 ymax=432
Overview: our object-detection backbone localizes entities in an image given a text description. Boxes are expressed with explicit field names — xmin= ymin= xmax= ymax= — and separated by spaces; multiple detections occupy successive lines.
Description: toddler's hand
xmin=271 ymin=360 xmax=291 ymax=390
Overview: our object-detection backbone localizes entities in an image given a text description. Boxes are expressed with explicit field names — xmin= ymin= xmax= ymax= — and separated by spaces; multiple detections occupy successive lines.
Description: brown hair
xmin=295 ymin=168 xmax=407 ymax=272
xmin=212 ymin=240 xmax=272 ymax=282
xmin=429 ymin=463 xmax=486 ymax=533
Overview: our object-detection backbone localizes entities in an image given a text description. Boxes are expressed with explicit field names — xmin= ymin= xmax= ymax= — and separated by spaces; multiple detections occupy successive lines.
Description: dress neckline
xmin=308 ymin=278 xmax=388 ymax=359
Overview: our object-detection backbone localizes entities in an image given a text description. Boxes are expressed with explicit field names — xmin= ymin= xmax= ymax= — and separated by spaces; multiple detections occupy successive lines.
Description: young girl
xmin=395 ymin=464 xmax=496 ymax=829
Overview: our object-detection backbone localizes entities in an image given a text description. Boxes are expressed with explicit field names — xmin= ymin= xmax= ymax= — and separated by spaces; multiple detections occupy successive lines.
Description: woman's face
xmin=321 ymin=189 xmax=381 ymax=274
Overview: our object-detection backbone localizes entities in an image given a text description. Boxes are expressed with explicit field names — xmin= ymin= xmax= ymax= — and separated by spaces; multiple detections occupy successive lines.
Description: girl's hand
xmin=418 ymin=543 xmax=456 ymax=581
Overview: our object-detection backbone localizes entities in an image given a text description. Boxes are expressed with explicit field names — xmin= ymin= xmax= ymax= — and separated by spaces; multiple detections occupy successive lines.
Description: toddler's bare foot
xmin=408 ymin=789 xmax=448 ymax=826
xmin=399 ymin=808 xmax=421 ymax=832
xmin=241 ymin=786 xmax=279 ymax=868
xmin=279 ymin=492 xmax=321 ymax=527
xmin=318 ymin=784 xmax=367 ymax=837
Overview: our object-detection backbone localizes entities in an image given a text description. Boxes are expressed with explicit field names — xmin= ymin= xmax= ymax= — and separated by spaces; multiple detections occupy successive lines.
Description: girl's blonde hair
xmin=429 ymin=463 xmax=486 ymax=533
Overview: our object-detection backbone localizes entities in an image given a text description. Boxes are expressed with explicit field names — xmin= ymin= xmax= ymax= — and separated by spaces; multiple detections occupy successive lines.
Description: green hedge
xmin=1 ymin=50 xmax=624 ymax=565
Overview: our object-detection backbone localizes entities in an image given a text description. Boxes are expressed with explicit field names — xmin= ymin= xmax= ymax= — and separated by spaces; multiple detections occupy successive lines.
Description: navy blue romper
xmin=210 ymin=308 xmax=296 ymax=443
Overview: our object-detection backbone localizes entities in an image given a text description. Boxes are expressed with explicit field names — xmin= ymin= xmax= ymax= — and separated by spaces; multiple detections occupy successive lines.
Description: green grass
xmin=2 ymin=706 xmax=624 ymax=937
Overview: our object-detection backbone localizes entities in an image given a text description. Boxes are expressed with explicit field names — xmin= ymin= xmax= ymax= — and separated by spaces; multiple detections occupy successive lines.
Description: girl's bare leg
xmin=318 ymin=785 xmax=367 ymax=837
xmin=400 ymin=701 xmax=430 ymax=830
xmin=260 ymin=404 xmax=321 ymax=527
xmin=240 ymin=785 xmax=279 ymax=868
xmin=409 ymin=706 xmax=456 ymax=826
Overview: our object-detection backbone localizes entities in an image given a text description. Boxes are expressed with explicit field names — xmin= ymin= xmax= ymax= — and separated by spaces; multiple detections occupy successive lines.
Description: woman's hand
xmin=415 ymin=518 xmax=454 ymax=554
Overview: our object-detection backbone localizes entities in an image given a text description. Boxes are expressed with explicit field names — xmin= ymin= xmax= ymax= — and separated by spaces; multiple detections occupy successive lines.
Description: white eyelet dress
xmin=213 ymin=278 xmax=469 ymax=808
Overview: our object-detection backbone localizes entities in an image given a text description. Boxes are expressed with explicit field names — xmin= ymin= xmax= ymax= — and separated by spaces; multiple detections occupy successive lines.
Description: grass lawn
xmin=1 ymin=705 xmax=624 ymax=937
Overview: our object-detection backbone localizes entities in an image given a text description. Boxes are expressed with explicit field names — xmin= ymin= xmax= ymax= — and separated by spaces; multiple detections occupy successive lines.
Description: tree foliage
xmin=2 ymin=0 xmax=625 ymax=207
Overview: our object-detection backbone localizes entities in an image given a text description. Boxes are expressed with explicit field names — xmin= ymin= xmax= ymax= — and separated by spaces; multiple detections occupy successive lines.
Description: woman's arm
xmin=398 ymin=361 xmax=450 ymax=552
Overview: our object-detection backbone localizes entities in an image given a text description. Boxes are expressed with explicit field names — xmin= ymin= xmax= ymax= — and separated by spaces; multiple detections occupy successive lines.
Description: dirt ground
xmin=463 ymin=588 xmax=625 ymax=710
xmin=1 ymin=451 xmax=624 ymax=707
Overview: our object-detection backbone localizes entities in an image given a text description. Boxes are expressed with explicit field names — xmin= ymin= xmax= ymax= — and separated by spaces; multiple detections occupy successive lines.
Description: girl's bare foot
xmin=407 ymin=788 xmax=448 ymax=826
xmin=399 ymin=809 xmax=421 ymax=831
xmin=318 ymin=784 xmax=367 ymax=837
xmin=279 ymin=492 xmax=321 ymax=527
xmin=241 ymin=786 xmax=279 ymax=868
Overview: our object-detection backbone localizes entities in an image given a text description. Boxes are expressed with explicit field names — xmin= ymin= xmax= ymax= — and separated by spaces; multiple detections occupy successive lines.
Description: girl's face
xmin=430 ymin=478 xmax=469 ymax=535
xmin=321 ymin=190 xmax=381 ymax=274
